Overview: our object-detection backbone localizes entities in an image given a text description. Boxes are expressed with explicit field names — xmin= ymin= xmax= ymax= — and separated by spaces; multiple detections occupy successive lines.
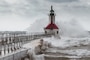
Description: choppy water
xmin=42 ymin=45 xmax=90 ymax=60
xmin=45 ymin=57 xmax=90 ymax=60
xmin=31 ymin=54 xmax=90 ymax=60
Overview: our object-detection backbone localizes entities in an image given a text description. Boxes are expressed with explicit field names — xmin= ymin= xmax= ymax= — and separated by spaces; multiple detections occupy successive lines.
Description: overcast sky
xmin=0 ymin=0 xmax=90 ymax=31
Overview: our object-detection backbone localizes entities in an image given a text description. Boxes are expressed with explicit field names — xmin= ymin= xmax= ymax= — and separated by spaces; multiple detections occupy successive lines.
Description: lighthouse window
xmin=57 ymin=31 xmax=58 ymax=34
xmin=45 ymin=31 xmax=47 ymax=34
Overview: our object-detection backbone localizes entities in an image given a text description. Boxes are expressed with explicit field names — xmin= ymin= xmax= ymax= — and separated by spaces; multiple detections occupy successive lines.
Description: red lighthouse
xmin=44 ymin=6 xmax=59 ymax=35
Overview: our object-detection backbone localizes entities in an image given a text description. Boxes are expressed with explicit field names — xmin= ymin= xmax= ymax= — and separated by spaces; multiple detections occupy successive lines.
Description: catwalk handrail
xmin=0 ymin=32 xmax=52 ymax=55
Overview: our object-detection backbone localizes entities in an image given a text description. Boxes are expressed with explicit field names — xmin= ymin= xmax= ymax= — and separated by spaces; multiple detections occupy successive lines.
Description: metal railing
xmin=0 ymin=32 xmax=52 ymax=56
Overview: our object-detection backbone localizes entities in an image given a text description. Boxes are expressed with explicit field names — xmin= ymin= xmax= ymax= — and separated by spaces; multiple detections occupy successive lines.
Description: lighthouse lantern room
xmin=44 ymin=6 xmax=59 ymax=36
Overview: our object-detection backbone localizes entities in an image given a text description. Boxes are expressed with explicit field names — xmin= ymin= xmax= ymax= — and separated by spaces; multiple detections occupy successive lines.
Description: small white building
xmin=44 ymin=6 xmax=59 ymax=36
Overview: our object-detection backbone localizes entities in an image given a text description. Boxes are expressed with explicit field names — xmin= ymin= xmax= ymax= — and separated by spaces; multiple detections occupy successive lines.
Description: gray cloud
xmin=0 ymin=0 xmax=89 ymax=17
xmin=46 ymin=0 xmax=79 ymax=3
xmin=0 ymin=0 xmax=39 ymax=17
xmin=0 ymin=0 xmax=90 ymax=30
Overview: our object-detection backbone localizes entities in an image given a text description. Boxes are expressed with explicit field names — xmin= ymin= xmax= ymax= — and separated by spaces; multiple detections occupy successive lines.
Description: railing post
xmin=19 ymin=36 xmax=21 ymax=48
xmin=11 ymin=37 xmax=13 ymax=52
xmin=3 ymin=35 xmax=6 ymax=55
xmin=13 ymin=36 xmax=15 ymax=51
xmin=0 ymin=37 xmax=2 ymax=55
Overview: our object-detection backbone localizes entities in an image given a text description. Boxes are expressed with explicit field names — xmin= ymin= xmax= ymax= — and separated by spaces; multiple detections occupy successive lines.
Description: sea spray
xmin=27 ymin=48 xmax=45 ymax=60
xmin=27 ymin=19 xmax=89 ymax=37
